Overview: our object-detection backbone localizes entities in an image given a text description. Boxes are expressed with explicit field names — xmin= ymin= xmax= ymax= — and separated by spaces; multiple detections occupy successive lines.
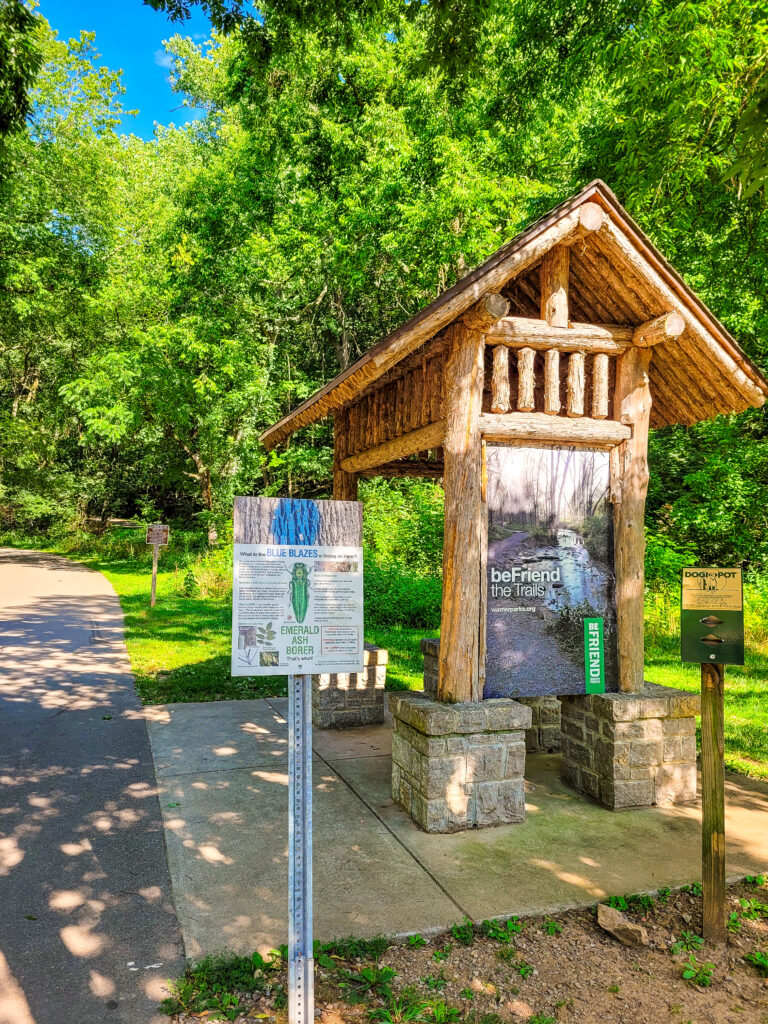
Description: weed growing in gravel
xmin=481 ymin=917 xmax=524 ymax=943
xmin=745 ymin=875 xmax=766 ymax=887
xmin=739 ymin=898 xmax=768 ymax=919
xmin=432 ymin=943 xmax=453 ymax=963
xmin=608 ymin=984 xmax=620 ymax=993
xmin=528 ymin=1015 xmax=556 ymax=1024
xmin=451 ymin=917 xmax=475 ymax=946
xmin=681 ymin=954 xmax=714 ymax=987
xmin=422 ymin=975 xmax=446 ymax=992
xmin=408 ymin=934 xmax=426 ymax=949
xmin=609 ymin=893 xmax=654 ymax=914
xmin=494 ymin=947 xmax=517 ymax=963
xmin=744 ymin=950 xmax=768 ymax=977
xmin=513 ymin=958 xmax=534 ymax=979
xmin=657 ymin=887 xmax=671 ymax=903
xmin=428 ymin=1000 xmax=461 ymax=1022
xmin=541 ymin=918 xmax=562 ymax=936
xmin=369 ymin=995 xmax=430 ymax=1023
xmin=670 ymin=932 xmax=704 ymax=954
xmin=339 ymin=965 xmax=397 ymax=1003
xmin=682 ymin=882 xmax=703 ymax=898
xmin=727 ymin=911 xmax=743 ymax=934
xmin=159 ymin=950 xmax=279 ymax=1017
xmin=460 ymin=989 xmax=474 ymax=1000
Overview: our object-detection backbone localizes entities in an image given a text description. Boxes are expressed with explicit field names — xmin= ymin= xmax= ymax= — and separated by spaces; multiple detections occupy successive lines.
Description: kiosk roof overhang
xmin=260 ymin=180 xmax=768 ymax=450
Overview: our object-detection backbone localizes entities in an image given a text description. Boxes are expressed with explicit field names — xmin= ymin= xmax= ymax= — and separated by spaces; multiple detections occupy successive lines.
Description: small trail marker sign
xmin=146 ymin=523 xmax=169 ymax=608
xmin=681 ymin=567 xmax=744 ymax=943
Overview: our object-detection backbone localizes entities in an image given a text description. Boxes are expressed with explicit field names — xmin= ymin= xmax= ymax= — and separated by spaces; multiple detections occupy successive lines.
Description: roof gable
xmin=261 ymin=180 xmax=767 ymax=449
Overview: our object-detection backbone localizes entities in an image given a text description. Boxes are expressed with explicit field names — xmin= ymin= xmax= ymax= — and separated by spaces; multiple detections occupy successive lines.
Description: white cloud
xmin=154 ymin=49 xmax=174 ymax=70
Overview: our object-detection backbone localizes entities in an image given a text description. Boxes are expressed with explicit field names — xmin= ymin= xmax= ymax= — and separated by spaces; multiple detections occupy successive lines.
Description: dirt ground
xmin=172 ymin=879 xmax=768 ymax=1024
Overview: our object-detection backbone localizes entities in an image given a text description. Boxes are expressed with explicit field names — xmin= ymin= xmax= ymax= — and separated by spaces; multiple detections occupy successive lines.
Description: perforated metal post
xmin=288 ymin=673 xmax=314 ymax=1024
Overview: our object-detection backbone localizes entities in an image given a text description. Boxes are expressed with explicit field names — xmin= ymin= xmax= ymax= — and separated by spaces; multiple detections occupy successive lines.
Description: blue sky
xmin=38 ymin=0 xmax=214 ymax=138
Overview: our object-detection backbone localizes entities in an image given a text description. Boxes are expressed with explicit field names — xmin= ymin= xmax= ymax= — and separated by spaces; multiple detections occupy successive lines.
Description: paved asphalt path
xmin=0 ymin=548 xmax=185 ymax=1024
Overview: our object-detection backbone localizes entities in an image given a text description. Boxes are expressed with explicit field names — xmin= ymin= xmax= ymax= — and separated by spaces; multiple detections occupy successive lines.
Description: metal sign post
xmin=288 ymin=672 xmax=314 ymax=1024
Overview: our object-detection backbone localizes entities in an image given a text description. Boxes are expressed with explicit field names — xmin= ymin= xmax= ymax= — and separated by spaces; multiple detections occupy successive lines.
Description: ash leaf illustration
xmin=255 ymin=624 xmax=277 ymax=645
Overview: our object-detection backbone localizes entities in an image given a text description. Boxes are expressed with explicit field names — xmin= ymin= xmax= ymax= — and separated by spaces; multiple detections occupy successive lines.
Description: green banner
xmin=584 ymin=617 xmax=606 ymax=693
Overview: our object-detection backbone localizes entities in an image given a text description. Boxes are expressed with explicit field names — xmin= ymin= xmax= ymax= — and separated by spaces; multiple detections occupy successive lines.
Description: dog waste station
xmin=259 ymin=180 xmax=768 ymax=834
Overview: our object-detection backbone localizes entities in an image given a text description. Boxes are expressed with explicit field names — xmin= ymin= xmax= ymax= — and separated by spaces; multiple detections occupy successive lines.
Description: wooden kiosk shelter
xmin=261 ymin=181 xmax=768 ymax=830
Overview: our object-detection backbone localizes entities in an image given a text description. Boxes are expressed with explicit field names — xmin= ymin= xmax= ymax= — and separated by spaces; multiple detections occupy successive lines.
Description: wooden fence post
xmin=701 ymin=661 xmax=726 ymax=942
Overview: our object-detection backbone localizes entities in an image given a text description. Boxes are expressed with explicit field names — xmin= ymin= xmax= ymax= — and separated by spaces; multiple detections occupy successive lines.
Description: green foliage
xmin=670 ymin=932 xmax=704 ymax=955
xmin=727 ymin=911 xmax=742 ymax=934
xmin=657 ymin=887 xmax=671 ymax=904
xmin=528 ymin=1016 xmax=557 ymax=1024
xmin=421 ymin=975 xmax=446 ymax=992
xmin=431 ymin=944 xmax=452 ymax=963
xmin=745 ymin=875 xmax=767 ymax=887
xmin=481 ymin=917 xmax=524 ymax=944
xmin=369 ymin=995 xmax=431 ymax=1023
xmin=540 ymin=918 xmax=562 ymax=936
xmin=322 ymin=935 xmax=390 ymax=961
xmin=744 ymin=950 xmax=768 ymax=977
xmin=738 ymin=898 xmax=768 ymax=920
xmin=408 ymin=934 xmax=426 ymax=949
xmin=159 ymin=950 xmax=278 ymax=1017
xmin=682 ymin=883 xmax=703 ymax=898
xmin=450 ymin=918 xmax=475 ymax=947
xmin=339 ymin=965 xmax=397 ymax=1003
xmin=680 ymin=954 xmax=714 ymax=988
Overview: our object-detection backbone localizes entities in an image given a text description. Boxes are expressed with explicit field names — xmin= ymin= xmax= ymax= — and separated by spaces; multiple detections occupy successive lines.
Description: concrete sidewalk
xmin=0 ymin=549 xmax=185 ymax=1024
xmin=147 ymin=696 xmax=768 ymax=957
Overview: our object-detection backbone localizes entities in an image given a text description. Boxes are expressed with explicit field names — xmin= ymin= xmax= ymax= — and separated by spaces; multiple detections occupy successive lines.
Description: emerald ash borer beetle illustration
xmin=289 ymin=562 xmax=310 ymax=623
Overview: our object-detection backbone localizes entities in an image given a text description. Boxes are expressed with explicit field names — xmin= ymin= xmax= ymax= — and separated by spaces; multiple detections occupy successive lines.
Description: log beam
xmin=333 ymin=409 xmax=358 ymax=501
xmin=463 ymin=293 xmax=510 ymax=331
xmin=439 ymin=322 xmax=486 ymax=704
xmin=478 ymin=412 xmax=630 ymax=447
xmin=358 ymin=459 xmax=444 ymax=478
xmin=486 ymin=317 xmax=633 ymax=353
xmin=340 ymin=421 xmax=444 ymax=473
xmin=632 ymin=311 xmax=685 ymax=348
xmin=612 ymin=346 xmax=653 ymax=693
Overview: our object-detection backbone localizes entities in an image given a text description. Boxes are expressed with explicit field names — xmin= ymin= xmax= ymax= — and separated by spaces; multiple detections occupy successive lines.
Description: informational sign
xmin=681 ymin=567 xmax=744 ymax=665
xmin=231 ymin=498 xmax=364 ymax=677
xmin=483 ymin=445 xmax=618 ymax=698
xmin=146 ymin=523 xmax=169 ymax=546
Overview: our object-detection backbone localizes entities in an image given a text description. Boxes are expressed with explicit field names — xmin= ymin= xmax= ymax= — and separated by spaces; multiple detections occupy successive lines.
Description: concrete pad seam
xmin=307 ymin=753 xmax=468 ymax=929
xmin=263 ymin=694 xmax=469 ymax=923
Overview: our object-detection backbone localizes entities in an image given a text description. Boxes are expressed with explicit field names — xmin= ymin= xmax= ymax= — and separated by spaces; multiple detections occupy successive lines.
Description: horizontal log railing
xmin=479 ymin=411 xmax=631 ymax=448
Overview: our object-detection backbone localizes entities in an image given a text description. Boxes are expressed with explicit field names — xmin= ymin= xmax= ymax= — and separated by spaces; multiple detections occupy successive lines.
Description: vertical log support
xmin=544 ymin=350 xmax=561 ymax=415
xmin=517 ymin=348 xmax=536 ymax=411
xmin=491 ymin=346 xmax=511 ymax=413
xmin=439 ymin=294 xmax=508 ymax=704
xmin=612 ymin=346 xmax=653 ymax=692
xmin=540 ymin=246 xmax=570 ymax=328
xmin=566 ymin=352 xmax=585 ymax=416
xmin=592 ymin=352 xmax=609 ymax=419
xmin=332 ymin=408 xmax=358 ymax=501
xmin=439 ymin=322 xmax=485 ymax=703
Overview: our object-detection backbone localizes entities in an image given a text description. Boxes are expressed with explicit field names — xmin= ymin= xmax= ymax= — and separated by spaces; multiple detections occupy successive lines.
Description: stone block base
xmin=421 ymin=638 xmax=439 ymax=696
xmin=389 ymin=692 xmax=532 ymax=832
xmin=516 ymin=697 xmax=562 ymax=752
xmin=560 ymin=683 xmax=700 ymax=810
xmin=312 ymin=645 xmax=388 ymax=728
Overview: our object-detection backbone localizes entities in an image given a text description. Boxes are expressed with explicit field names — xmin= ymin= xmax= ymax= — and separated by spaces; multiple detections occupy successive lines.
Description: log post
xmin=491 ymin=346 xmax=511 ymax=413
xmin=612 ymin=346 xmax=652 ymax=692
xmin=439 ymin=321 xmax=487 ymax=704
xmin=566 ymin=352 xmax=585 ymax=417
xmin=332 ymin=408 xmax=358 ymax=501
xmin=592 ymin=352 xmax=609 ymax=419
xmin=540 ymin=245 xmax=569 ymax=328
xmin=517 ymin=348 xmax=536 ymax=411
xmin=544 ymin=350 xmax=561 ymax=415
